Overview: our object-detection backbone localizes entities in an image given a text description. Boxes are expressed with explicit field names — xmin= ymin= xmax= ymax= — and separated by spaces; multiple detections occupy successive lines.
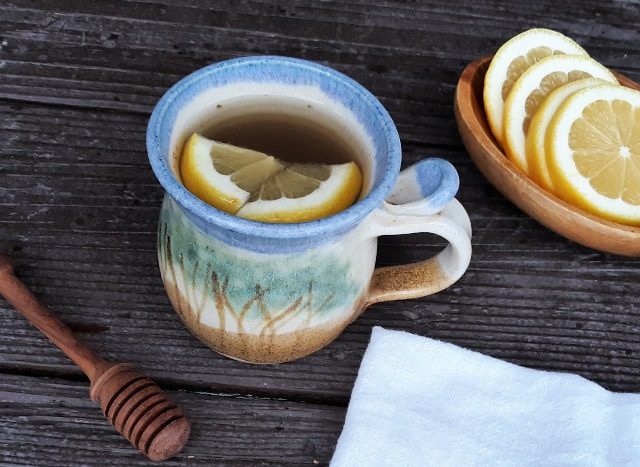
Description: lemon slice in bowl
xmin=483 ymin=28 xmax=589 ymax=146
xmin=502 ymin=54 xmax=618 ymax=175
xmin=545 ymin=84 xmax=640 ymax=226
xmin=525 ymin=77 xmax=612 ymax=191
xmin=179 ymin=133 xmax=362 ymax=223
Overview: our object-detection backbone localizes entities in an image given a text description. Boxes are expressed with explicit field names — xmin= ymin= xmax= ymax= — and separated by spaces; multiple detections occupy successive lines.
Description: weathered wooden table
xmin=2 ymin=1 xmax=640 ymax=465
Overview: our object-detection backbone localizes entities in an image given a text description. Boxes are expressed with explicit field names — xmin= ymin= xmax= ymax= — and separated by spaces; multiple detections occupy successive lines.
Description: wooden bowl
xmin=454 ymin=56 xmax=640 ymax=256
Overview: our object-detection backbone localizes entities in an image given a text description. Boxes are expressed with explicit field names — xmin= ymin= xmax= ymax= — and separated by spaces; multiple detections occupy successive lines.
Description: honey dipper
xmin=0 ymin=254 xmax=190 ymax=461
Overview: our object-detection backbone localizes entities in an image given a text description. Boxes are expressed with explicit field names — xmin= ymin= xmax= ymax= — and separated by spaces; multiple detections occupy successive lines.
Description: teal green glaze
xmin=158 ymin=196 xmax=362 ymax=323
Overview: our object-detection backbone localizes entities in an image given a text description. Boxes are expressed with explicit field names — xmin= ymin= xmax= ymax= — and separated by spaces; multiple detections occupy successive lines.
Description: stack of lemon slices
xmin=483 ymin=28 xmax=640 ymax=226
xmin=179 ymin=133 xmax=363 ymax=223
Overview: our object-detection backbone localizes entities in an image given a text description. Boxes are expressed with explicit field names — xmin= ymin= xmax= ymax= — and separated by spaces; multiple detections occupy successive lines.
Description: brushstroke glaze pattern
xmin=158 ymin=195 xmax=374 ymax=362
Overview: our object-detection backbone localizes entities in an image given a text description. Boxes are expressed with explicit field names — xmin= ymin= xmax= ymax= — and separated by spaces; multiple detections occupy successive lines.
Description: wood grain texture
xmin=1 ymin=373 xmax=343 ymax=465
xmin=2 ymin=0 xmax=640 ymax=464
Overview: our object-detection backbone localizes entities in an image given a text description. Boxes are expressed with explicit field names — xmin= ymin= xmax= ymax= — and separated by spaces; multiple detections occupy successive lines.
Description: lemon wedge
xmin=180 ymin=133 xmax=362 ymax=223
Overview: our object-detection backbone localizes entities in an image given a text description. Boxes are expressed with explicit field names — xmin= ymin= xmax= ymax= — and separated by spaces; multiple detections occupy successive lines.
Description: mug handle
xmin=364 ymin=158 xmax=472 ymax=306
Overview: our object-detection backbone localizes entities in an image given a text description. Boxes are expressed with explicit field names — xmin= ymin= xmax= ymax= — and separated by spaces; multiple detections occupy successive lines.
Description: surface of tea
xmin=204 ymin=111 xmax=358 ymax=165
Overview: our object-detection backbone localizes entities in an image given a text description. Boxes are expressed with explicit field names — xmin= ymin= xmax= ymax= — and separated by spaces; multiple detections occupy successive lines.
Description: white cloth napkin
xmin=331 ymin=326 xmax=640 ymax=466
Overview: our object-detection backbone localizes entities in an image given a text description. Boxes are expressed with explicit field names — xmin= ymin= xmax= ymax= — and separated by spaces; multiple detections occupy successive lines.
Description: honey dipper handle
xmin=0 ymin=255 xmax=110 ymax=381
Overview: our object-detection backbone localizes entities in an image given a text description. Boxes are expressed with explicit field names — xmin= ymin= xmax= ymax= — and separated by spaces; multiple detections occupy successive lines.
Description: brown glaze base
xmin=164 ymin=280 xmax=366 ymax=363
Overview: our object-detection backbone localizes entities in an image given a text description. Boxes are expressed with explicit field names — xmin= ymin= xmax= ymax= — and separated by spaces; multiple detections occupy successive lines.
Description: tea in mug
xmin=206 ymin=109 xmax=358 ymax=165
xmin=179 ymin=96 xmax=365 ymax=223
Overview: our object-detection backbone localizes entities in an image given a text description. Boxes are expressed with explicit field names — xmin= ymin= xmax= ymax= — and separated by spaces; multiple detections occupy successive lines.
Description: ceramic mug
xmin=147 ymin=56 xmax=472 ymax=363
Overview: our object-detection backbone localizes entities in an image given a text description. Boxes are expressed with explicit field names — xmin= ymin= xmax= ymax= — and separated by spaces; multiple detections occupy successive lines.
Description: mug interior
xmin=147 ymin=56 xmax=401 ymax=244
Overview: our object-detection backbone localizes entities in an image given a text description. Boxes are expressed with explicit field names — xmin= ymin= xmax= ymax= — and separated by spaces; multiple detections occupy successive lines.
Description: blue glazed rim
xmin=147 ymin=56 xmax=402 ymax=243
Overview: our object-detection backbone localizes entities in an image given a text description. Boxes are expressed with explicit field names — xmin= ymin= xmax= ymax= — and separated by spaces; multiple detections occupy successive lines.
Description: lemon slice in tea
xmin=180 ymin=133 xmax=362 ymax=223
xmin=180 ymin=133 xmax=284 ymax=213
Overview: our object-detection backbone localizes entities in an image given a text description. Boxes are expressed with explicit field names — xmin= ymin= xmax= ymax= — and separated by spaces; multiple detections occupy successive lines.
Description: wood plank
xmin=0 ymin=373 xmax=344 ymax=465
xmin=2 ymin=1 xmax=638 ymax=141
